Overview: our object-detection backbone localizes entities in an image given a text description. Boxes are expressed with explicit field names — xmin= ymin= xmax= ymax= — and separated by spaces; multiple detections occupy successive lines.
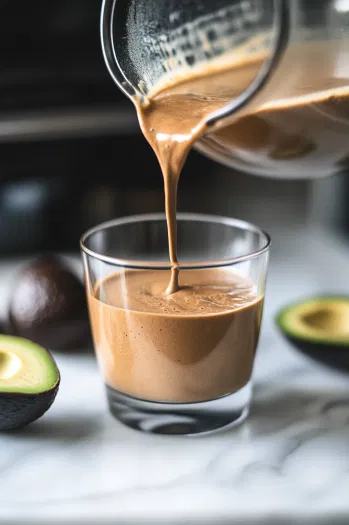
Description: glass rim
xmin=80 ymin=212 xmax=271 ymax=270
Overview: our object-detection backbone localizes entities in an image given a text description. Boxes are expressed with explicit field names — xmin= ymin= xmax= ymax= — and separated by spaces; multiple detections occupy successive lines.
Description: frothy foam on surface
xmin=89 ymin=269 xmax=263 ymax=402
xmin=97 ymin=269 xmax=257 ymax=315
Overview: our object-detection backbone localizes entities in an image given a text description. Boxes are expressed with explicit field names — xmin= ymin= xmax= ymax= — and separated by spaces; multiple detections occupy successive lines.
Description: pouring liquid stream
xmin=135 ymin=100 xmax=208 ymax=294
xmin=133 ymin=53 xmax=263 ymax=294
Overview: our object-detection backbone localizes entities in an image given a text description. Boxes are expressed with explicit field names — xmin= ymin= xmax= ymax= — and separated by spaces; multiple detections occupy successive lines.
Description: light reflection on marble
xmin=0 ymin=227 xmax=349 ymax=524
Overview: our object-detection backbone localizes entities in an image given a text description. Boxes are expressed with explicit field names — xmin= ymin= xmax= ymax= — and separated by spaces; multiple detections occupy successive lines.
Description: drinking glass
xmin=81 ymin=213 xmax=270 ymax=435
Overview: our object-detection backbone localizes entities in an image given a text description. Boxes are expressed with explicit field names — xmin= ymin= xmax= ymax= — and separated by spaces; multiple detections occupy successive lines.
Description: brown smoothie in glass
xmin=88 ymin=269 xmax=263 ymax=402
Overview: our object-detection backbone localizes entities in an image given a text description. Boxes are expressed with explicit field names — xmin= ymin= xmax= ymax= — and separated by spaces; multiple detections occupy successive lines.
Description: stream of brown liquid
xmin=134 ymin=55 xmax=263 ymax=293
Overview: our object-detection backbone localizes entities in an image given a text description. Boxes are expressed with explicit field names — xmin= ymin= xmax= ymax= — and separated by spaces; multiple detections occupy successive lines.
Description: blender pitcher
xmin=101 ymin=0 xmax=349 ymax=179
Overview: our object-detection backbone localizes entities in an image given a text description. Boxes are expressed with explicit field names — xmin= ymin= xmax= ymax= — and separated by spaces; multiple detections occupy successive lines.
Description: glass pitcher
xmin=101 ymin=0 xmax=349 ymax=179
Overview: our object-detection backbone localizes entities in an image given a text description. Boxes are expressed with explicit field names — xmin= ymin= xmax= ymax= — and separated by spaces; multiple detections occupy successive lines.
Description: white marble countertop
xmin=1 ymin=226 xmax=349 ymax=525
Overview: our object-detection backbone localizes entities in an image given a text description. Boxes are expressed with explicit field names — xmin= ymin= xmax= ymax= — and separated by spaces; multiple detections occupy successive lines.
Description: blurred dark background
xmin=0 ymin=0 xmax=348 ymax=256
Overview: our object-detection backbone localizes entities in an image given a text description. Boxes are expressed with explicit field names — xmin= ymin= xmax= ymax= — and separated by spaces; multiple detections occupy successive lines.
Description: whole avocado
xmin=7 ymin=255 xmax=91 ymax=351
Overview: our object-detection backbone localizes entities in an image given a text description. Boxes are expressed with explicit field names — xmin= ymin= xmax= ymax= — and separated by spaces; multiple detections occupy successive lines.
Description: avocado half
xmin=0 ymin=335 xmax=60 ymax=430
xmin=276 ymin=297 xmax=349 ymax=372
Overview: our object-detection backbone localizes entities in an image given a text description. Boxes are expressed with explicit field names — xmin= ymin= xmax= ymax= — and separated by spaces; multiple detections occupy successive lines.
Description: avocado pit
xmin=0 ymin=350 xmax=22 ymax=380
xmin=301 ymin=303 xmax=349 ymax=337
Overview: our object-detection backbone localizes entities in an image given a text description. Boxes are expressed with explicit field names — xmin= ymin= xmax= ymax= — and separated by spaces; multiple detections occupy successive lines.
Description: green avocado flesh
xmin=0 ymin=335 xmax=59 ymax=394
xmin=277 ymin=297 xmax=349 ymax=345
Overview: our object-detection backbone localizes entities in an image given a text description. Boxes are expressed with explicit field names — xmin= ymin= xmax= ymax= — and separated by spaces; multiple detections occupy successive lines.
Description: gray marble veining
xmin=0 ymin=227 xmax=349 ymax=524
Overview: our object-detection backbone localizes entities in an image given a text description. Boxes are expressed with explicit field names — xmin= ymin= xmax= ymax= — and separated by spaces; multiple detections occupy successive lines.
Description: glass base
xmin=106 ymin=381 xmax=252 ymax=435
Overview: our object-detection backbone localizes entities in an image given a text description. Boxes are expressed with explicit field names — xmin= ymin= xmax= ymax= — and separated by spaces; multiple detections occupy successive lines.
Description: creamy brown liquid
xmin=200 ymin=64 xmax=349 ymax=175
xmin=88 ymin=270 xmax=263 ymax=402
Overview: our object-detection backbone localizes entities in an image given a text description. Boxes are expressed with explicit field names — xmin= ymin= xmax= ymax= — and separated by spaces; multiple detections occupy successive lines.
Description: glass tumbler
xmin=81 ymin=213 xmax=270 ymax=435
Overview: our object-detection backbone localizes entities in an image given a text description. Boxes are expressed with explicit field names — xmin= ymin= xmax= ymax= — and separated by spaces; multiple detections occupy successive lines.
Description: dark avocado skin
xmin=7 ymin=255 xmax=91 ymax=351
xmin=284 ymin=334 xmax=349 ymax=373
xmin=0 ymin=380 xmax=60 ymax=431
